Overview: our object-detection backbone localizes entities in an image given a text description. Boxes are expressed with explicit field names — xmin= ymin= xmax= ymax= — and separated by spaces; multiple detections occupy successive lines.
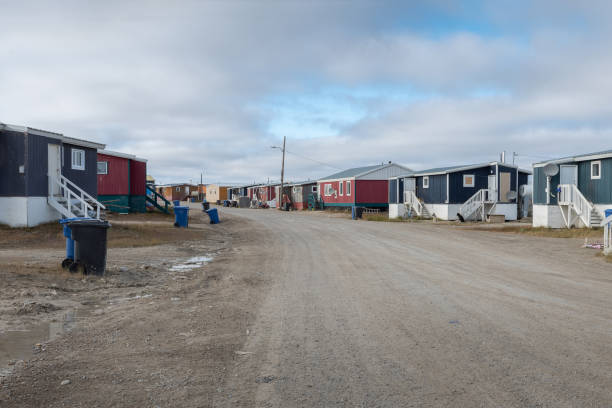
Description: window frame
xmin=324 ymin=183 xmax=332 ymax=196
xmin=71 ymin=148 xmax=85 ymax=171
xmin=339 ymin=180 xmax=344 ymax=196
xmin=176 ymin=187 xmax=181 ymax=192
xmin=423 ymin=176 xmax=429 ymax=189
xmin=346 ymin=180 xmax=351 ymax=196
xmin=591 ymin=160 xmax=601 ymax=180
xmin=97 ymin=161 xmax=108 ymax=175
xmin=312 ymin=185 xmax=318 ymax=193
xmin=463 ymin=174 xmax=475 ymax=188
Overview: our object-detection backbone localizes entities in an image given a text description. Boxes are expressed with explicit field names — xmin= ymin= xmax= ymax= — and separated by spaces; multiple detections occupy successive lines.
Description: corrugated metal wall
xmin=417 ymin=174 xmax=446 ymax=204
xmin=578 ymin=158 xmax=612 ymax=204
xmin=97 ymin=154 xmax=129 ymax=195
xmin=63 ymin=143 xmax=98 ymax=197
xmin=129 ymin=160 xmax=147 ymax=196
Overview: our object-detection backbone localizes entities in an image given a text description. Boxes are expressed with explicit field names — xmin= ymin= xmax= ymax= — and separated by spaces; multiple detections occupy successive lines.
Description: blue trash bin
xmin=605 ymin=209 xmax=612 ymax=225
xmin=351 ymin=206 xmax=357 ymax=220
xmin=59 ymin=217 xmax=89 ymax=269
xmin=206 ymin=208 xmax=220 ymax=224
xmin=173 ymin=200 xmax=180 ymax=207
xmin=174 ymin=206 xmax=189 ymax=227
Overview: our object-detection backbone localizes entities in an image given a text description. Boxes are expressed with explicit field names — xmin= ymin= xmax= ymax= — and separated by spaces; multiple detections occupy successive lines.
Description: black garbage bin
xmin=67 ymin=219 xmax=111 ymax=276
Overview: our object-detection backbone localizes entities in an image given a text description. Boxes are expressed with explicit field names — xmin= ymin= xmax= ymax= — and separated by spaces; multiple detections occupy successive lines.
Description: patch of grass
xmin=472 ymin=225 xmax=603 ymax=239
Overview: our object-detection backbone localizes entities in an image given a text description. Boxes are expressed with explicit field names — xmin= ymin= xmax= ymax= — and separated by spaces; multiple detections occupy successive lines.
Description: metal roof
xmin=1 ymin=122 xmax=106 ymax=150
xmin=320 ymin=163 xmax=413 ymax=181
xmin=533 ymin=149 xmax=612 ymax=167
xmin=394 ymin=161 xmax=532 ymax=178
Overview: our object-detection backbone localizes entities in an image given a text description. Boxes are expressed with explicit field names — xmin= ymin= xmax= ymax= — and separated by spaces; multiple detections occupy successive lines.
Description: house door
xmin=560 ymin=165 xmax=578 ymax=185
xmin=404 ymin=177 xmax=416 ymax=202
xmin=488 ymin=175 xmax=497 ymax=201
xmin=47 ymin=144 xmax=61 ymax=196
xmin=499 ymin=172 xmax=511 ymax=202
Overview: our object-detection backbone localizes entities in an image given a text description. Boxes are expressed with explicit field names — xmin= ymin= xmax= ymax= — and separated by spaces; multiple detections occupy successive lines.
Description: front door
xmin=499 ymin=172 xmax=511 ymax=202
xmin=560 ymin=165 xmax=578 ymax=185
xmin=47 ymin=144 xmax=61 ymax=196
xmin=488 ymin=175 xmax=497 ymax=201
xmin=404 ymin=177 xmax=416 ymax=202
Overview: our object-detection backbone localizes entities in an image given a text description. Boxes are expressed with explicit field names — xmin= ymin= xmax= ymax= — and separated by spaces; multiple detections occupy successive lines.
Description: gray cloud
xmin=1 ymin=1 xmax=611 ymax=183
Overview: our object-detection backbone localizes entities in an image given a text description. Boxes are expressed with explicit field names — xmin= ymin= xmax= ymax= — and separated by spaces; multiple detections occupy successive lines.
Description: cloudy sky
xmin=2 ymin=1 xmax=612 ymax=184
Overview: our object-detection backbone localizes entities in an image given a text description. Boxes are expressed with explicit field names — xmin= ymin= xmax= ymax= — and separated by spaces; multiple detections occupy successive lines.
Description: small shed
xmin=318 ymin=163 xmax=411 ymax=209
xmin=97 ymin=150 xmax=147 ymax=213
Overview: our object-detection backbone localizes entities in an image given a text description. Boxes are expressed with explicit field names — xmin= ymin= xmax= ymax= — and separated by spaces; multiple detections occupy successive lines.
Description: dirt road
xmin=3 ymin=207 xmax=612 ymax=407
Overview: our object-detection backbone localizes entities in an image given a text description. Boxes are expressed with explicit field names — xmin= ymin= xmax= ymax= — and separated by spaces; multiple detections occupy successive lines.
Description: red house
xmin=97 ymin=150 xmax=147 ymax=213
xmin=317 ymin=163 xmax=411 ymax=209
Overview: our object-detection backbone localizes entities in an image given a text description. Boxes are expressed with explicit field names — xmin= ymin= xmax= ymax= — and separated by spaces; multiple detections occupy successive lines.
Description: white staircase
xmin=403 ymin=191 xmax=431 ymax=218
xmin=557 ymin=184 xmax=602 ymax=228
xmin=48 ymin=174 xmax=105 ymax=220
xmin=602 ymin=214 xmax=612 ymax=255
xmin=458 ymin=189 xmax=496 ymax=221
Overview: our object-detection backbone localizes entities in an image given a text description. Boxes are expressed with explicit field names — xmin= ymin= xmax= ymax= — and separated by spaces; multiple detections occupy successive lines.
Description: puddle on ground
xmin=0 ymin=309 xmax=88 ymax=376
xmin=169 ymin=255 xmax=213 ymax=271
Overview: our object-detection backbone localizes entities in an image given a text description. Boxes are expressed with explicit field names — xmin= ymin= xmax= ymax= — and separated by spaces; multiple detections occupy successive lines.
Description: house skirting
xmin=0 ymin=197 xmax=60 ymax=227
xmin=390 ymin=203 xmax=518 ymax=221
xmin=98 ymin=195 xmax=130 ymax=213
xmin=129 ymin=195 xmax=146 ymax=213
xmin=324 ymin=202 xmax=388 ymax=208
xmin=533 ymin=204 xmax=612 ymax=228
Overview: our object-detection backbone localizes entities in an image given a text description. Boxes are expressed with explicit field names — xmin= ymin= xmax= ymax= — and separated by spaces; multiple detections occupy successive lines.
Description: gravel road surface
xmin=2 ymin=207 xmax=611 ymax=407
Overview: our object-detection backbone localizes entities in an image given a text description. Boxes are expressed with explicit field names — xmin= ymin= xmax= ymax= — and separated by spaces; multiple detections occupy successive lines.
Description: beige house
xmin=206 ymin=184 xmax=230 ymax=203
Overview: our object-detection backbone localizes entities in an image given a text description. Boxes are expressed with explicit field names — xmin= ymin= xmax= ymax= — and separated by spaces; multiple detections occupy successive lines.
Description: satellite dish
xmin=506 ymin=190 xmax=518 ymax=200
xmin=519 ymin=184 xmax=532 ymax=197
xmin=543 ymin=163 xmax=559 ymax=177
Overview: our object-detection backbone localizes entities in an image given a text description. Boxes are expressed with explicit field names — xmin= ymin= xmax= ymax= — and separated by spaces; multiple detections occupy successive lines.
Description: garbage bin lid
xmin=60 ymin=217 xmax=92 ymax=224
xmin=175 ymin=206 xmax=190 ymax=210
xmin=66 ymin=219 xmax=111 ymax=228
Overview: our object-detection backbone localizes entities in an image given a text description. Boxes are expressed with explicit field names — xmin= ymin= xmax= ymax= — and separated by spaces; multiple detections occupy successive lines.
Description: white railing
xmin=459 ymin=189 xmax=496 ymax=220
xmin=49 ymin=174 xmax=105 ymax=219
xmin=557 ymin=184 xmax=592 ymax=228
xmin=602 ymin=215 xmax=612 ymax=255
xmin=403 ymin=190 xmax=423 ymax=216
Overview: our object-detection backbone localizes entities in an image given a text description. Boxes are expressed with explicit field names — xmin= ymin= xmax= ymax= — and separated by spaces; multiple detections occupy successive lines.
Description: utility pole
xmin=279 ymin=136 xmax=286 ymax=209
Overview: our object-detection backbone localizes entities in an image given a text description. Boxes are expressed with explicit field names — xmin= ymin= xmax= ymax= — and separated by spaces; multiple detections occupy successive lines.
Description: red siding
xmin=318 ymin=179 xmax=355 ymax=205
xmin=355 ymin=180 xmax=388 ymax=204
xmin=97 ymin=153 xmax=129 ymax=195
xmin=129 ymin=160 xmax=147 ymax=195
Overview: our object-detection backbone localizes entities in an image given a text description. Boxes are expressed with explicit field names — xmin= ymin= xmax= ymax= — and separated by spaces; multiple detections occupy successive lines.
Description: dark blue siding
xmin=518 ymin=171 xmax=529 ymax=190
xmin=448 ymin=166 xmax=494 ymax=204
xmin=498 ymin=165 xmax=519 ymax=203
xmin=389 ymin=179 xmax=397 ymax=203
xmin=417 ymin=174 xmax=446 ymax=203
xmin=26 ymin=134 xmax=62 ymax=196
xmin=533 ymin=166 xmax=560 ymax=205
xmin=0 ymin=130 xmax=26 ymax=196
xmin=62 ymin=143 xmax=98 ymax=197
xmin=577 ymin=157 xmax=612 ymax=204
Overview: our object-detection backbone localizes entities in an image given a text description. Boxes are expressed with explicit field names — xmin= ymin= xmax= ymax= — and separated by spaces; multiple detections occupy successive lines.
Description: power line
xmin=284 ymin=149 xmax=342 ymax=170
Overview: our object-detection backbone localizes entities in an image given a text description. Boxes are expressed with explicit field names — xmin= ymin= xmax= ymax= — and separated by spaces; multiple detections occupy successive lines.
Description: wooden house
xmin=388 ymin=161 xmax=530 ymax=221
xmin=0 ymin=123 xmax=105 ymax=227
xmin=533 ymin=150 xmax=612 ymax=228
xmin=97 ymin=150 xmax=147 ymax=213
xmin=317 ymin=163 xmax=411 ymax=209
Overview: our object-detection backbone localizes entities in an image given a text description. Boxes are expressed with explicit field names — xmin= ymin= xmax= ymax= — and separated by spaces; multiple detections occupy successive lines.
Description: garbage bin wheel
xmin=61 ymin=258 xmax=74 ymax=270
xmin=69 ymin=261 xmax=85 ymax=274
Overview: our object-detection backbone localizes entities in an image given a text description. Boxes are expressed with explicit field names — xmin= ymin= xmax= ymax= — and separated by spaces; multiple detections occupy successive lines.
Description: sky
xmin=2 ymin=0 xmax=612 ymax=185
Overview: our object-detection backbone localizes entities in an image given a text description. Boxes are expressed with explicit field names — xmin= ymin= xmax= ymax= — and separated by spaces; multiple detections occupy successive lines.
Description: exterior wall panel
xmin=0 ymin=130 xmax=26 ymax=196
xmin=355 ymin=180 xmax=388 ymax=205
xmin=319 ymin=179 xmax=355 ymax=206
xmin=63 ymin=143 xmax=98 ymax=197
xmin=97 ymin=153 xmax=129 ymax=195
xmin=417 ymin=174 xmax=446 ymax=204
xmin=130 ymin=160 xmax=147 ymax=196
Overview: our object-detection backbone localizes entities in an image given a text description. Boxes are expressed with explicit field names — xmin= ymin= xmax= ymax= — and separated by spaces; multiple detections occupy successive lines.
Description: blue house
xmin=389 ymin=161 xmax=531 ymax=221
xmin=533 ymin=150 xmax=612 ymax=228
xmin=0 ymin=123 xmax=106 ymax=227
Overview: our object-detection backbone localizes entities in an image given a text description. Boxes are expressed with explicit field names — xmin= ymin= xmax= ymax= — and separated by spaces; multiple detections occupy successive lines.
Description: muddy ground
xmin=1 ymin=206 xmax=612 ymax=407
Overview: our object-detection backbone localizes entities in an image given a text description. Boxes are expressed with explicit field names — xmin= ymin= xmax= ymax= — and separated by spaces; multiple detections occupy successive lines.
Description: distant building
xmin=157 ymin=183 xmax=196 ymax=202
xmin=318 ymin=163 xmax=411 ymax=209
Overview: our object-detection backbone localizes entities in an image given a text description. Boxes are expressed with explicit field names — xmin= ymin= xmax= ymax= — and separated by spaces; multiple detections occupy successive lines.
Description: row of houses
xmin=229 ymin=150 xmax=612 ymax=229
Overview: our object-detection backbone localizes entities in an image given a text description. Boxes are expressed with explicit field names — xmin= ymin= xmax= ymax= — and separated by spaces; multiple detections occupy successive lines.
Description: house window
xmin=346 ymin=181 xmax=351 ymax=196
xmin=312 ymin=186 xmax=318 ymax=193
xmin=71 ymin=148 xmax=85 ymax=170
xmin=591 ymin=161 xmax=601 ymax=179
xmin=463 ymin=174 xmax=475 ymax=187
xmin=324 ymin=183 xmax=333 ymax=196
xmin=97 ymin=161 xmax=108 ymax=174
xmin=176 ymin=187 xmax=180 ymax=192
xmin=423 ymin=176 xmax=429 ymax=189
xmin=339 ymin=181 xmax=344 ymax=196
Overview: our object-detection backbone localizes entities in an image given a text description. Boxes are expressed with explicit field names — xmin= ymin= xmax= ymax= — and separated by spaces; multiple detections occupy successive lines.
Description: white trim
xmin=71 ymin=148 xmax=85 ymax=170
xmin=339 ymin=180 xmax=344 ymax=196
xmin=97 ymin=161 xmax=108 ymax=175
xmin=446 ymin=173 xmax=450 ymax=203
xmin=346 ymin=180 xmax=351 ymax=196
xmin=1 ymin=123 xmax=105 ymax=149
xmin=99 ymin=149 xmax=135 ymax=160
xmin=409 ymin=161 xmax=532 ymax=177
xmin=463 ymin=174 xmax=475 ymax=188
xmin=423 ymin=176 xmax=429 ymax=189
xmin=324 ymin=183 xmax=333 ymax=196
xmin=591 ymin=160 xmax=601 ymax=179
xmin=534 ymin=152 xmax=612 ymax=167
